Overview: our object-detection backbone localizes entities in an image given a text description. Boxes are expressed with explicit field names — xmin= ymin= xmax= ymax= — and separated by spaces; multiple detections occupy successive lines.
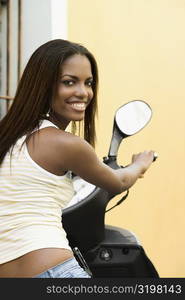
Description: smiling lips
xmin=68 ymin=102 xmax=87 ymax=111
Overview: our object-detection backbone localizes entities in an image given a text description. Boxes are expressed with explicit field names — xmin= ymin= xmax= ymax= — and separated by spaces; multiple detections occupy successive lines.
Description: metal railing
xmin=0 ymin=95 xmax=13 ymax=100
xmin=0 ymin=95 xmax=13 ymax=116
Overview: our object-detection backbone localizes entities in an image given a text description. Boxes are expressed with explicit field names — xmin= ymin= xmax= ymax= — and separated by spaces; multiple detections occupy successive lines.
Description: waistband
xmin=33 ymin=256 xmax=92 ymax=278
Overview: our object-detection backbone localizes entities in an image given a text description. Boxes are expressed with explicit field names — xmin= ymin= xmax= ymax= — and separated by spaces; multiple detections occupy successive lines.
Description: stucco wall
xmin=68 ymin=0 xmax=185 ymax=277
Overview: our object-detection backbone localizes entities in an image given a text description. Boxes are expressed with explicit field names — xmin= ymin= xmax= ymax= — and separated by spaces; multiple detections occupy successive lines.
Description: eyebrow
xmin=61 ymin=74 xmax=93 ymax=80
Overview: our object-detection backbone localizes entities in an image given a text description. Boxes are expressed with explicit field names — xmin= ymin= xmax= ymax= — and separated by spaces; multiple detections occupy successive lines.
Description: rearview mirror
xmin=108 ymin=100 xmax=152 ymax=157
xmin=115 ymin=100 xmax=152 ymax=135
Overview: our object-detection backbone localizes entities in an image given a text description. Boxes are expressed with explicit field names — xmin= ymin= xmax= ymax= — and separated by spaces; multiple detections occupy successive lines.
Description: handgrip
xmin=153 ymin=152 xmax=158 ymax=162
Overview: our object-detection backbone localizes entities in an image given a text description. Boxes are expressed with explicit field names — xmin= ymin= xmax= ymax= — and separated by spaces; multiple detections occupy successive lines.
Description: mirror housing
xmin=108 ymin=100 xmax=152 ymax=157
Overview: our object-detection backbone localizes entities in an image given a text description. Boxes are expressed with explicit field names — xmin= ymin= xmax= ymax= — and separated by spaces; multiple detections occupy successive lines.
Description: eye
xmin=86 ymin=80 xmax=93 ymax=87
xmin=61 ymin=80 xmax=75 ymax=86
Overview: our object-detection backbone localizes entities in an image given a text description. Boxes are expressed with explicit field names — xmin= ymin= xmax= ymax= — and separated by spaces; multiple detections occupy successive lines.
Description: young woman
xmin=0 ymin=39 xmax=155 ymax=278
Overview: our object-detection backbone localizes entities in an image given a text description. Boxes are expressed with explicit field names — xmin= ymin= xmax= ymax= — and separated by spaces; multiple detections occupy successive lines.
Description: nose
xmin=75 ymin=83 xmax=89 ymax=99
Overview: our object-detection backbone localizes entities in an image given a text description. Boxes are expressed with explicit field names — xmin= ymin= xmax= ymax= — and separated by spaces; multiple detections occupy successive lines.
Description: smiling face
xmin=51 ymin=54 xmax=94 ymax=129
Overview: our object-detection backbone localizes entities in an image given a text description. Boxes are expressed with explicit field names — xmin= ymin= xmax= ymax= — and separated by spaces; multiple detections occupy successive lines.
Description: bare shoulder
xmin=27 ymin=126 xmax=122 ymax=193
xmin=55 ymin=128 xmax=95 ymax=164
xmin=30 ymin=126 xmax=77 ymax=142
xmin=39 ymin=128 xmax=98 ymax=168
xmin=36 ymin=126 xmax=90 ymax=150
xmin=57 ymin=129 xmax=92 ymax=152
xmin=27 ymin=126 xmax=93 ymax=170
xmin=28 ymin=126 xmax=90 ymax=151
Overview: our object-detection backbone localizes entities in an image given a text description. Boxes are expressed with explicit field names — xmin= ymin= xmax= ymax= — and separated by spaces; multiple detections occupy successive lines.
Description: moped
xmin=62 ymin=100 xmax=159 ymax=278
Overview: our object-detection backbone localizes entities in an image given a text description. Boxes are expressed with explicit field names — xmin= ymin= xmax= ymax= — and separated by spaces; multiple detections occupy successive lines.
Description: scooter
xmin=62 ymin=100 xmax=159 ymax=278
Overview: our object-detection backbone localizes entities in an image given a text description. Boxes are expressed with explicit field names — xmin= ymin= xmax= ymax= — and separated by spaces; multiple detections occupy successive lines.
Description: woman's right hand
xmin=131 ymin=150 xmax=155 ymax=178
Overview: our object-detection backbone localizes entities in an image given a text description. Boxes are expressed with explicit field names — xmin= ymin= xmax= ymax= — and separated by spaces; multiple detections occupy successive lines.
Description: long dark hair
xmin=0 ymin=39 xmax=98 ymax=164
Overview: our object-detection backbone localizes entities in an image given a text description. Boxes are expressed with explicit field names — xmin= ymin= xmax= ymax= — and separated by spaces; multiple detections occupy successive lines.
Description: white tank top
xmin=0 ymin=120 xmax=75 ymax=264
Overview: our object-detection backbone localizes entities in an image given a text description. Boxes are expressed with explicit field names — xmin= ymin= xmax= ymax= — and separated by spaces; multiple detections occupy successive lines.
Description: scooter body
xmin=62 ymin=177 xmax=159 ymax=278
xmin=62 ymin=100 xmax=159 ymax=278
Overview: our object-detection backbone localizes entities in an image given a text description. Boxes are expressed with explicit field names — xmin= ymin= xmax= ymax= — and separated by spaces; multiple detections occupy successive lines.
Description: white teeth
xmin=71 ymin=103 xmax=86 ymax=109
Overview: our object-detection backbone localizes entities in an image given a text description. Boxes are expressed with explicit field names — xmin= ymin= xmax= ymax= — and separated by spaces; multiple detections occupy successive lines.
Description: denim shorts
xmin=33 ymin=257 xmax=91 ymax=278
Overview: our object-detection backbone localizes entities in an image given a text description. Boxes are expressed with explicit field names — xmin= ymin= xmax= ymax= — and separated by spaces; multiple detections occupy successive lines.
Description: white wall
xmin=21 ymin=0 xmax=68 ymax=71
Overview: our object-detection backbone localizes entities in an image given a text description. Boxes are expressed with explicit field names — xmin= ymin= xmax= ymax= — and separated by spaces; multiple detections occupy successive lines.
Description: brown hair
xmin=0 ymin=39 xmax=98 ymax=164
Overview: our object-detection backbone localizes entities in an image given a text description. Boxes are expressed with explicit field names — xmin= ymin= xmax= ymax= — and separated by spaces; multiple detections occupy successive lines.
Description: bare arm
xmin=59 ymin=134 xmax=154 ymax=195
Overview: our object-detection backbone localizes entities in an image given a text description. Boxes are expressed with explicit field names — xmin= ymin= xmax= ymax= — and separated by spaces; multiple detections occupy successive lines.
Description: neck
xmin=48 ymin=111 xmax=69 ymax=130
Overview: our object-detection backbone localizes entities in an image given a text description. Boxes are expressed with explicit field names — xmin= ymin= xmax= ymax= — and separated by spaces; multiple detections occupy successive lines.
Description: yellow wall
xmin=68 ymin=0 xmax=185 ymax=277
